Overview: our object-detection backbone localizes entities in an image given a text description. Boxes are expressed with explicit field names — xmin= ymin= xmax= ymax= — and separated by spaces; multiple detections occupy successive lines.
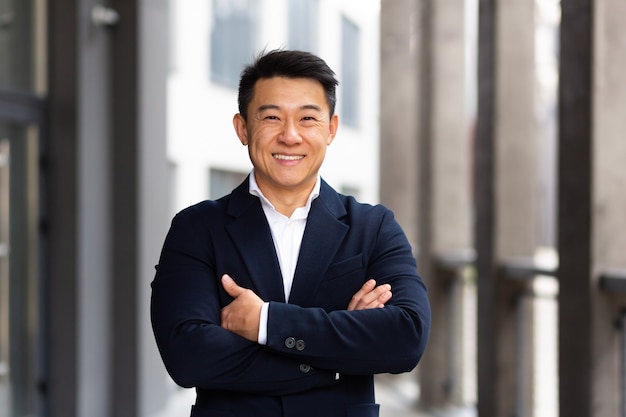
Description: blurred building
xmin=0 ymin=1 xmax=380 ymax=416
xmin=2 ymin=0 xmax=626 ymax=417
xmin=379 ymin=1 xmax=626 ymax=417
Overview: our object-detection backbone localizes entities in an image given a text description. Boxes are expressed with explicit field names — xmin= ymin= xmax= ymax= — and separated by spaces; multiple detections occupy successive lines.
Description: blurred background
xmin=0 ymin=0 xmax=625 ymax=416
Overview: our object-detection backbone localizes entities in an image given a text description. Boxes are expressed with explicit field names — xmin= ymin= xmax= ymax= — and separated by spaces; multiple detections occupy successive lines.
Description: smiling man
xmin=150 ymin=49 xmax=431 ymax=417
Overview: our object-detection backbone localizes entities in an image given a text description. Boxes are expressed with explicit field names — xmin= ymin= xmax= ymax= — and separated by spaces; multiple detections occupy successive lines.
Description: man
xmin=151 ymin=49 xmax=430 ymax=417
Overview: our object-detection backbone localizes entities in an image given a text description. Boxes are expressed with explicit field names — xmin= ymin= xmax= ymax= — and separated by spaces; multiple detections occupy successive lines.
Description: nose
xmin=279 ymin=119 xmax=302 ymax=145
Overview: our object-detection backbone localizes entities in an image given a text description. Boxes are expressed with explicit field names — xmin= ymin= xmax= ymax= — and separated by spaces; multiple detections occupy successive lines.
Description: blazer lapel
xmin=288 ymin=182 xmax=349 ymax=306
xmin=225 ymin=180 xmax=286 ymax=303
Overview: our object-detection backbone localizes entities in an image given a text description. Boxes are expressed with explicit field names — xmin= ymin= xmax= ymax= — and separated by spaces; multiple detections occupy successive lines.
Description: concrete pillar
xmin=495 ymin=1 xmax=537 ymax=416
xmin=417 ymin=0 xmax=472 ymax=409
xmin=559 ymin=0 xmax=626 ymax=416
xmin=592 ymin=2 xmax=626 ymax=412
xmin=137 ymin=1 xmax=172 ymax=416
xmin=379 ymin=0 xmax=421 ymax=247
xmin=381 ymin=0 xmax=472 ymax=409
xmin=476 ymin=0 xmax=537 ymax=415
xmin=558 ymin=0 xmax=593 ymax=416
xmin=109 ymin=1 xmax=171 ymax=416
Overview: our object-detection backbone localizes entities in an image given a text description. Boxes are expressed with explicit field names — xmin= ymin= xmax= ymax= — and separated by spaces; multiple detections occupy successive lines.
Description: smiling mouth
xmin=273 ymin=154 xmax=304 ymax=161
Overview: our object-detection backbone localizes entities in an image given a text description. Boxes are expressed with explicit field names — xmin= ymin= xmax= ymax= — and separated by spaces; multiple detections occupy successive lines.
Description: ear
xmin=326 ymin=114 xmax=339 ymax=146
xmin=233 ymin=113 xmax=249 ymax=146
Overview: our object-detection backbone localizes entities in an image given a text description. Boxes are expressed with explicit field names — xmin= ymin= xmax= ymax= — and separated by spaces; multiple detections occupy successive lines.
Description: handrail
xmin=434 ymin=248 xmax=476 ymax=271
xmin=500 ymin=257 xmax=558 ymax=281
xmin=434 ymin=251 xmax=626 ymax=296
xmin=599 ymin=269 xmax=626 ymax=294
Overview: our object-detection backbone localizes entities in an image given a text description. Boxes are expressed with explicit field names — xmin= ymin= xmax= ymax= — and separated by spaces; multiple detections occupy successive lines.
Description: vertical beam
xmin=475 ymin=0 xmax=497 ymax=415
xmin=110 ymin=1 xmax=139 ymax=416
xmin=593 ymin=5 xmax=626 ymax=414
xmin=558 ymin=0 xmax=593 ymax=416
xmin=137 ymin=0 xmax=172 ymax=414
xmin=477 ymin=0 xmax=538 ymax=415
xmin=495 ymin=1 xmax=537 ymax=415
xmin=379 ymin=0 xmax=421 ymax=246
xmin=46 ymin=0 xmax=79 ymax=415
xmin=415 ymin=0 xmax=438 ymax=407
xmin=77 ymin=1 xmax=114 ymax=415
xmin=418 ymin=0 xmax=472 ymax=408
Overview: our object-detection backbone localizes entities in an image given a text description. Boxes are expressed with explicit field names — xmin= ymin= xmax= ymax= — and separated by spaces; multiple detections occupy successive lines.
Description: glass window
xmin=341 ymin=15 xmax=360 ymax=128
xmin=209 ymin=168 xmax=247 ymax=200
xmin=0 ymin=0 xmax=46 ymax=93
xmin=210 ymin=0 xmax=257 ymax=89
xmin=288 ymin=0 xmax=319 ymax=53
xmin=0 ymin=1 xmax=45 ymax=415
xmin=0 ymin=136 xmax=9 ymax=415
xmin=0 ymin=123 xmax=41 ymax=417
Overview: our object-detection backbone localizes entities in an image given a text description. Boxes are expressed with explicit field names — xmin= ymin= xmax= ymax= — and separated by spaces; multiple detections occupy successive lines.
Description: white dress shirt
xmin=248 ymin=170 xmax=320 ymax=345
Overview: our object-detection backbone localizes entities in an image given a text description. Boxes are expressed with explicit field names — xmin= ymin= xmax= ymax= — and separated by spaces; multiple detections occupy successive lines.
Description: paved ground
xmin=151 ymin=371 xmax=476 ymax=417
xmin=376 ymin=373 xmax=476 ymax=417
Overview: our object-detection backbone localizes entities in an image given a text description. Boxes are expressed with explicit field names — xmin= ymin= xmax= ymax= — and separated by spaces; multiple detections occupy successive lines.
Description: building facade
xmin=0 ymin=1 xmax=380 ymax=416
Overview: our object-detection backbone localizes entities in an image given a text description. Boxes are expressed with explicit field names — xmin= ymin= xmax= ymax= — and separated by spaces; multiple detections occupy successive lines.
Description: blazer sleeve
xmin=150 ymin=208 xmax=337 ymax=395
xmin=264 ymin=208 xmax=431 ymax=375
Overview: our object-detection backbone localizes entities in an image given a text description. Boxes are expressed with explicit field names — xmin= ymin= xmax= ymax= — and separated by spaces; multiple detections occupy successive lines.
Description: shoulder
xmin=173 ymin=176 xmax=253 ymax=223
xmin=175 ymin=198 xmax=226 ymax=220
xmin=319 ymin=180 xmax=394 ymax=222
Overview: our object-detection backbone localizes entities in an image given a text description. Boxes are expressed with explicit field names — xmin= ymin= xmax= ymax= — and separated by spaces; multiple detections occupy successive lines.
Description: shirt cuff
xmin=258 ymin=302 xmax=269 ymax=345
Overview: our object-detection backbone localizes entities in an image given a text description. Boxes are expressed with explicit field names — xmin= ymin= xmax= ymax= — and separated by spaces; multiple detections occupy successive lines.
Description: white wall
xmin=168 ymin=0 xmax=381 ymax=214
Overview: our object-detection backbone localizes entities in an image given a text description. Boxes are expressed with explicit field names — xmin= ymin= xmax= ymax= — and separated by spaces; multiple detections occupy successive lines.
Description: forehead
xmin=251 ymin=77 xmax=328 ymax=110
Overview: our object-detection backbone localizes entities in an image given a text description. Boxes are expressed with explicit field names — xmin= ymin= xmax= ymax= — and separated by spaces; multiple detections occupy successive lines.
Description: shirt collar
xmin=248 ymin=169 xmax=320 ymax=218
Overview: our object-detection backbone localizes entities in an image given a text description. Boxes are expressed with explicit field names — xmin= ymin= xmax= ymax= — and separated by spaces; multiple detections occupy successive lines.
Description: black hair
xmin=237 ymin=49 xmax=338 ymax=120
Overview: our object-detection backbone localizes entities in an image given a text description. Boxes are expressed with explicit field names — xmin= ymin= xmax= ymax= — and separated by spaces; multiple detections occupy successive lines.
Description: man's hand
xmin=347 ymin=279 xmax=392 ymax=311
xmin=220 ymin=274 xmax=263 ymax=342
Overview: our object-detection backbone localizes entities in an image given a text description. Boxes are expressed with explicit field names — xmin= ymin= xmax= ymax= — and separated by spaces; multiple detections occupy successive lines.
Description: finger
xmin=348 ymin=279 xmax=376 ymax=310
xmin=375 ymin=289 xmax=392 ymax=308
xmin=221 ymin=274 xmax=244 ymax=298
xmin=360 ymin=283 xmax=391 ymax=308
xmin=353 ymin=284 xmax=392 ymax=310
xmin=363 ymin=289 xmax=392 ymax=309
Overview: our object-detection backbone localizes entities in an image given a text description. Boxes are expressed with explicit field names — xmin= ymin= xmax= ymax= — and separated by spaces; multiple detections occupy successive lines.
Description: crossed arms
xmin=220 ymin=274 xmax=393 ymax=342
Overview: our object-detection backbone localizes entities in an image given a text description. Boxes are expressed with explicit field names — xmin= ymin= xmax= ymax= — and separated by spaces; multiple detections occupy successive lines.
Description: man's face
xmin=233 ymin=76 xmax=338 ymax=200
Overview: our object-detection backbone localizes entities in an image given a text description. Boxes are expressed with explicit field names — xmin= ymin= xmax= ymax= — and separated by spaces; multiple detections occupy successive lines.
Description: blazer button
xmin=295 ymin=339 xmax=306 ymax=351
xmin=299 ymin=364 xmax=311 ymax=373
xmin=285 ymin=337 xmax=296 ymax=349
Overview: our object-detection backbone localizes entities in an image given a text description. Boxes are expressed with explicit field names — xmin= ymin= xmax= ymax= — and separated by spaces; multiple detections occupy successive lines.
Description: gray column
xmin=77 ymin=1 xmax=116 ymax=416
xmin=476 ymin=0 xmax=537 ymax=415
xmin=47 ymin=1 xmax=80 ymax=415
xmin=494 ymin=1 xmax=537 ymax=416
xmin=418 ymin=0 xmax=472 ymax=409
xmin=109 ymin=2 xmax=139 ymax=416
xmin=592 ymin=2 xmax=626 ymax=415
xmin=474 ymin=0 xmax=497 ymax=414
xmin=137 ymin=0 xmax=172 ymax=415
xmin=379 ymin=0 xmax=421 ymax=247
xmin=559 ymin=0 xmax=626 ymax=416
xmin=557 ymin=0 xmax=593 ymax=416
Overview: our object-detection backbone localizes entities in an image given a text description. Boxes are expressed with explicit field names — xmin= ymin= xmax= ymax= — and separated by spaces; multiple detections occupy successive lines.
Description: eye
xmin=301 ymin=116 xmax=319 ymax=125
xmin=264 ymin=115 xmax=280 ymax=120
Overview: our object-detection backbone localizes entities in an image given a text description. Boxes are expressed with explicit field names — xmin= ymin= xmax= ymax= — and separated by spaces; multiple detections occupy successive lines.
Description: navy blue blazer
xmin=151 ymin=177 xmax=430 ymax=417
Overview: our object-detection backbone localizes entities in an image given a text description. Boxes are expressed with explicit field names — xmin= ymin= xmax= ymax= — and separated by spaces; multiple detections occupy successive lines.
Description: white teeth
xmin=273 ymin=154 xmax=303 ymax=161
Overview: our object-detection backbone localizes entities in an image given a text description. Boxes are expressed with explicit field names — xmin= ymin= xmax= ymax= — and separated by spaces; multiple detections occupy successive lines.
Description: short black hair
xmin=237 ymin=49 xmax=338 ymax=120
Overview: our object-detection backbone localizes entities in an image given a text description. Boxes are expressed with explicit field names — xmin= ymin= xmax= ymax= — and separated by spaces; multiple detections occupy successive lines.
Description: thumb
xmin=221 ymin=274 xmax=245 ymax=298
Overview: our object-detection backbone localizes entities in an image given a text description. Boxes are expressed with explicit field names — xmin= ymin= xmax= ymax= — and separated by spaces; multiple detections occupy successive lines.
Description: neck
xmin=264 ymin=188 xmax=312 ymax=217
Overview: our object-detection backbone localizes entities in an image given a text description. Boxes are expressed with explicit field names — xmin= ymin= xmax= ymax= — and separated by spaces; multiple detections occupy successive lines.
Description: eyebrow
xmin=257 ymin=104 xmax=323 ymax=112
